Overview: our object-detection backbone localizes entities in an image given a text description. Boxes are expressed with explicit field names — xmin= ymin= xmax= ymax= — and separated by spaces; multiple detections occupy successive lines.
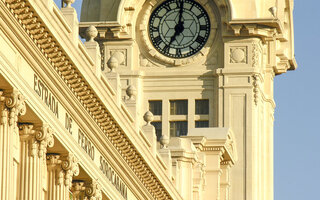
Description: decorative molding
xmin=19 ymin=123 xmax=54 ymax=158
xmin=252 ymin=74 xmax=260 ymax=106
xmin=2 ymin=0 xmax=173 ymax=199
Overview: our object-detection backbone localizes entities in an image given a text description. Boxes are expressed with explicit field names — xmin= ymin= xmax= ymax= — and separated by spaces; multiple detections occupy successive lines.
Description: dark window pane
xmin=170 ymin=100 xmax=188 ymax=115
xmin=195 ymin=99 xmax=209 ymax=114
xmin=195 ymin=121 xmax=209 ymax=128
xmin=170 ymin=121 xmax=188 ymax=137
xmin=149 ymin=100 xmax=162 ymax=115
xmin=151 ymin=122 xmax=162 ymax=141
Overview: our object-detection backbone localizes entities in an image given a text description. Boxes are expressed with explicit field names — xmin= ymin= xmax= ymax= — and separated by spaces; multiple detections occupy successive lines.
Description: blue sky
xmin=55 ymin=0 xmax=319 ymax=199
xmin=274 ymin=0 xmax=320 ymax=199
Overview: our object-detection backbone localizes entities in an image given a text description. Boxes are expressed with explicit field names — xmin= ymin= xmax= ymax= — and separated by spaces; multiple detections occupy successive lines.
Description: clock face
xmin=149 ymin=0 xmax=210 ymax=58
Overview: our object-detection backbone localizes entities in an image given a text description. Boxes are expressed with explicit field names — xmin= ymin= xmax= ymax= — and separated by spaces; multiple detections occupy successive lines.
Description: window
xmin=195 ymin=120 xmax=209 ymax=128
xmin=195 ymin=99 xmax=209 ymax=114
xmin=170 ymin=100 xmax=188 ymax=115
xmin=170 ymin=121 xmax=188 ymax=137
xmin=151 ymin=122 xmax=162 ymax=141
xmin=149 ymin=100 xmax=162 ymax=115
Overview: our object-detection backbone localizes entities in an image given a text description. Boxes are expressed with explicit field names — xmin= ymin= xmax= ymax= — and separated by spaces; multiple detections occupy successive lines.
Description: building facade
xmin=0 ymin=0 xmax=296 ymax=200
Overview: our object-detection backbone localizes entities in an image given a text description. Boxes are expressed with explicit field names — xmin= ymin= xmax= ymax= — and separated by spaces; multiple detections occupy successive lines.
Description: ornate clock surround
xmin=138 ymin=0 xmax=219 ymax=66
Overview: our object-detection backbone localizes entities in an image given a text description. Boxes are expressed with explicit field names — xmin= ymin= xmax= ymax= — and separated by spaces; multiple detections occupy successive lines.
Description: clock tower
xmin=80 ymin=0 xmax=296 ymax=199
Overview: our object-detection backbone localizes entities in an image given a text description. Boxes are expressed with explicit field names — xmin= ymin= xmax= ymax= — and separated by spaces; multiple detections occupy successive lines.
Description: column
xmin=0 ymin=89 xmax=26 ymax=200
xmin=220 ymin=161 xmax=233 ymax=200
xmin=202 ymin=148 xmax=224 ymax=200
xmin=18 ymin=124 xmax=54 ymax=200
xmin=47 ymin=153 xmax=79 ymax=200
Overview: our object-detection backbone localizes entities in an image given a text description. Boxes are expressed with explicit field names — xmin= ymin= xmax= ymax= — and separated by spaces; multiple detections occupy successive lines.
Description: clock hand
xmin=169 ymin=2 xmax=184 ymax=45
xmin=178 ymin=1 xmax=183 ymax=24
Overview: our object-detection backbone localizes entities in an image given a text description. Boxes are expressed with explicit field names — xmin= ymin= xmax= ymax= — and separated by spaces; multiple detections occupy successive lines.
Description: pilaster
xmin=46 ymin=153 xmax=79 ymax=200
xmin=0 ymin=89 xmax=26 ymax=200
xmin=169 ymin=137 xmax=197 ymax=200
xmin=219 ymin=37 xmax=274 ymax=200
xmin=18 ymin=124 xmax=54 ymax=200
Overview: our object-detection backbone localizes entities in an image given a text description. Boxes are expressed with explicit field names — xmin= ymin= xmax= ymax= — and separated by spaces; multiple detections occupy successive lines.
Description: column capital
xmin=85 ymin=180 xmax=102 ymax=200
xmin=0 ymin=89 xmax=26 ymax=126
xmin=19 ymin=123 xmax=54 ymax=157
xmin=47 ymin=153 xmax=79 ymax=186
xmin=61 ymin=153 xmax=80 ymax=187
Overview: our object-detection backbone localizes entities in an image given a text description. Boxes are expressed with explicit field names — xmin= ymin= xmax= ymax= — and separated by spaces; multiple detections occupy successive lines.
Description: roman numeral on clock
xmin=195 ymin=36 xmax=205 ymax=44
xmin=150 ymin=26 xmax=159 ymax=32
xmin=163 ymin=4 xmax=171 ymax=11
xmin=197 ymin=13 xmax=205 ymax=18
xmin=176 ymin=48 xmax=182 ymax=57
xmin=163 ymin=45 xmax=170 ymax=54
xmin=200 ymin=25 xmax=207 ymax=30
xmin=153 ymin=36 xmax=162 ymax=45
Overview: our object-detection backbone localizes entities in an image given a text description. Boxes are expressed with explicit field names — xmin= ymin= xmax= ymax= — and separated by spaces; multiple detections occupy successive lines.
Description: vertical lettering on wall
xmin=65 ymin=113 xmax=73 ymax=135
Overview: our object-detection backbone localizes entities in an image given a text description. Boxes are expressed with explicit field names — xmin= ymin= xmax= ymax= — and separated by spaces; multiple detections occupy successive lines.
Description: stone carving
xmin=72 ymin=181 xmax=86 ymax=199
xmin=160 ymin=135 xmax=169 ymax=149
xmin=85 ymin=180 xmax=102 ymax=200
xmin=85 ymin=25 xmax=98 ymax=42
xmin=253 ymin=74 xmax=260 ymax=106
xmin=252 ymin=42 xmax=261 ymax=68
xmin=230 ymin=47 xmax=247 ymax=64
xmin=110 ymin=49 xmax=126 ymax=66
xmin=62 ymin=153 xmax=80 ymax=187
xmin=143 ymin=111 xmax=154 ymax=125
xmin=0 ymin=89 xmax=26 ymax=126
xmin=126 ymin=85 xmax=137 ymax=100
xmin=36 ymin=124 xmax=55 ymax=157
xmin=107 ymin=56 xmax=119 ymax=72
xmin=19 ymin=123 xmax=55 ymax=158
xmin=63 ymin=0 xmax=75 ymax=8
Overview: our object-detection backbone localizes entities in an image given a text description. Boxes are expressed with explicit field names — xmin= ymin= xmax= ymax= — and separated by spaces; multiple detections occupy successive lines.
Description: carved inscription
xmin=34 ymin=74 xmax=59 ymax=118
xmin=78 ymin=129 xmax=95 ymax=160
xmin=100 ymin=156 xmax=128 ymax=200
xmin=65 ymin=113 xmax=73 ymax=135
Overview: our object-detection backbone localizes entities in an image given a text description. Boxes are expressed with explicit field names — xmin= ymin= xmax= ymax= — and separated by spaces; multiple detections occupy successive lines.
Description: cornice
xmin=2 ymin=0 xmax=178 ymax=199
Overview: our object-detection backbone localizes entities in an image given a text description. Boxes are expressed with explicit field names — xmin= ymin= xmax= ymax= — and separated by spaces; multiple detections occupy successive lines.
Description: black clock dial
xmin=149 ymin=0 xmax=210 ymax=58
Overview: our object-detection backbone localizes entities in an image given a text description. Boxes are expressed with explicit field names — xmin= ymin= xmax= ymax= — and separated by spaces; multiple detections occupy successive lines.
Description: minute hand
xmin=178 ymin=1 xmax=183 ymax=23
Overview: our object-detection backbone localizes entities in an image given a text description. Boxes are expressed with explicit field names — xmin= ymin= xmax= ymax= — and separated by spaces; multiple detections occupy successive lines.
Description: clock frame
xmin=149 ymin=0 xmax=211 ymax=59
xmin=138 ymin=0 xmax=218 ymax=66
